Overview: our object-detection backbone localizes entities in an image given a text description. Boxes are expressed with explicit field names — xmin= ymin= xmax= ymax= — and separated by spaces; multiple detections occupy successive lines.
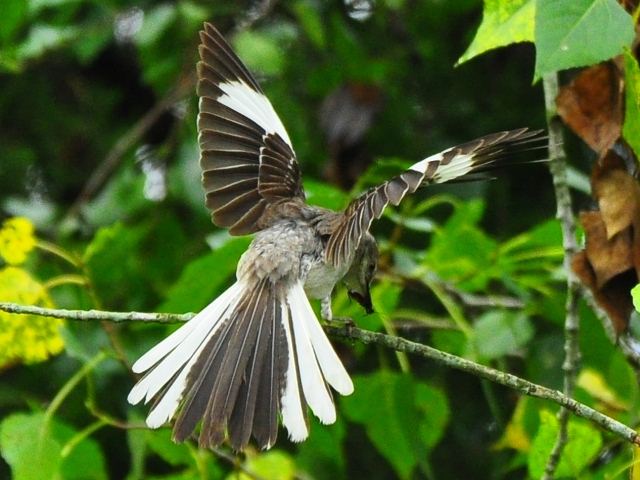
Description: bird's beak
xmin=348 ymin=289 xmax=374 ymax=314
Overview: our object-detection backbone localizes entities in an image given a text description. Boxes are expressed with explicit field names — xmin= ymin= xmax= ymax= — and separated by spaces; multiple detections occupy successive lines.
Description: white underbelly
xmin=304 ymin=261 xmax=348 ymax=299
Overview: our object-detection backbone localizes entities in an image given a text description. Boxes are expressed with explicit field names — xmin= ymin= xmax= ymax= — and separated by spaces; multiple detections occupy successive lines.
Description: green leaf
xmin=423 ymin=200 xmax=498 ymax=291
xmin=534 ymin=0 xmax=634 ymax=79
xmin=230 ymin=450 xmax=296 ymax=480
xmin=632 ymin=284 xmax=640 ymax=313
xmin=292 ymin=1 xmax=326 ymax=48
xmin=145 ymin=429 xmax=193 ymax=467
xmin=623 ymin=50 xmax=640 ymax=160
xmin=296 ymin=417 xmax=346 ymax=479
xmin=233 ymin=29 xmax=290 ymax=76
xmin=0 ymin=412 xmax=107 ymax=480
xmin=304 ymin=179 xmax=349 ymax=211
xmin=83 ymin=164 xmax=148 ymax=226
xmin=55 ymin=423 xmax=107 ymax=480
xmin=342 ymin=372 xmax=449 ymax=479
xmin=158 ymin=237 xmax=251 ymax=313
xmin=458 ymin=0 xmax=535 ymax=65
xmin=528 ymin=410 xmax=602 ymax=478
xmin=135 ymin=4 xmax=177 ymax=47
xmin=473 ymin=310 xmax=534 ymax=360
xmin=0 ymin=413 xmax=61 ymax=480
xmin=83 ymin=222 xmax=148 ymax=306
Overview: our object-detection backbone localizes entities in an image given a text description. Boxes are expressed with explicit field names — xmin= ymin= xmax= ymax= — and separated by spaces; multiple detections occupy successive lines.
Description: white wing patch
xmin=410 ymin=149 xmax=474 ymax=184
xmin=218 ymin=80 xmax=292 ymax=147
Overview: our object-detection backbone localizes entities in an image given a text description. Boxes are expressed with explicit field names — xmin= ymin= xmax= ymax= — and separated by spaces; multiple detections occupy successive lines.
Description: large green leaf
xmin=342 ymin=372 xmax=449 ymax=479
xmin=0 ymin=413 xmax=61 ymax=480
xmin=296 ymin=416 xmax=346 ymax=479
xmin=458 ymin=0 xmax=535 ymax=64
xmin=423 ymin=200 xmax=498 ymax=291
xmin=0 ymin=412 xmax=107 ymax=480
xmin=83 ymin=222 xmax=148 ymax=307
xmin=473 ymin=310 xmax=534 ymax=360
xmin=230 ymin=450 xmax=296 ymax=480
xmin=233 ymin=28 xmax=293 ymax=77
xmin=534 ymin=0 xmax=634 ymax=78
xmin=145 ymin=429 xmax=193 ymax=467
xmin=528 ymin=410 xmax=602 ymax=477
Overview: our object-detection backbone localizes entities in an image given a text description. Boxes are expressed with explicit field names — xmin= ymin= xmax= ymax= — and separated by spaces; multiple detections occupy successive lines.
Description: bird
xmin=127 ymin=22 xmax=545 ymax=452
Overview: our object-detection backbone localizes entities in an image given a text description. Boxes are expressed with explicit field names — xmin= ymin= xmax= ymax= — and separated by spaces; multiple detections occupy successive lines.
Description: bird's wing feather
xmin=198 ymin=23 xmax=304 ymax=235
xmin=325 ymin=128 xmax=546 ymax=266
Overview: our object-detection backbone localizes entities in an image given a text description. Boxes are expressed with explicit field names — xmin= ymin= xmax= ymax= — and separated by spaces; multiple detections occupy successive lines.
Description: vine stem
xmin=2 ymin=302 xmax=639 ymax=447
xmin=540 ymin=72 xmax=582 ymax=480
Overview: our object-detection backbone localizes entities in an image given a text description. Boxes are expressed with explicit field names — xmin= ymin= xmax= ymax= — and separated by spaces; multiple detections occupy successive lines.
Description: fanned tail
xmin=127 ymin=279 xmax=353 ymax=450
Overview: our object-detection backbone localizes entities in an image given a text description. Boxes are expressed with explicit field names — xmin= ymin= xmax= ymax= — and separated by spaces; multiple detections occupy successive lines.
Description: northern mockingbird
xmin=128 ymin=23 xmax=544 ymax=451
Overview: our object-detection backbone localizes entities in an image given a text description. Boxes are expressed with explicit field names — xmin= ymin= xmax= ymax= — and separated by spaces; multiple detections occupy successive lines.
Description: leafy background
xmin=1 ymin=0 xmax=639 ymax=479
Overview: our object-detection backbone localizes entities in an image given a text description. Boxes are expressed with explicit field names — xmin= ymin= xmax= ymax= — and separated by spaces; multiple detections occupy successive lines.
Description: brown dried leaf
xmin=581 ymin=211 xmax=633 ymax=287
xmin=557 ymin=62 xmax=622 ymax=153
xmin=572 ymin=250 xmax=635 ymax=335
xmin=591 ymin=149 xmax=640 ymax=239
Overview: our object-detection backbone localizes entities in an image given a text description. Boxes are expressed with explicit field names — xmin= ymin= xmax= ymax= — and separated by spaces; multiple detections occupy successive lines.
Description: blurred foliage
xmin=0 ymin=0 xmax=639 ymax=479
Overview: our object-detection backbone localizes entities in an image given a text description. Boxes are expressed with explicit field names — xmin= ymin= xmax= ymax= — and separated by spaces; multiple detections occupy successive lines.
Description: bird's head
xmin=342 ymin=232 xmax=378 ymax=314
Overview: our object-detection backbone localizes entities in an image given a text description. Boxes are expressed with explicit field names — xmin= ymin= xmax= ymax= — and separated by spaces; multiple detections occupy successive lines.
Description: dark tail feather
xmin=128 ymin=278 xmax=353 ymax=450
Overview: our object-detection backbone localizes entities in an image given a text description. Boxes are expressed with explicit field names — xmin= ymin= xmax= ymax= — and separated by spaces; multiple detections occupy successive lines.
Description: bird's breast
xmin=304 ymin=260 xmax=349 ymax=300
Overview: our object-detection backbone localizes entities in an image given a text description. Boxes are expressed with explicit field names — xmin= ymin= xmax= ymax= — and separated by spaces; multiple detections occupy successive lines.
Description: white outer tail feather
xmin=128 ymin=279 xmax=352 ymax=443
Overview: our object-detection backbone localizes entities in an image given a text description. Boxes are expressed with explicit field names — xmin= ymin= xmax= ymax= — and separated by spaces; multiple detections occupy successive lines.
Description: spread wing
xmin=197 ymin=23 xmax=305 ymax=235
xmin=325 ymin=128 xmax=546 ymax=266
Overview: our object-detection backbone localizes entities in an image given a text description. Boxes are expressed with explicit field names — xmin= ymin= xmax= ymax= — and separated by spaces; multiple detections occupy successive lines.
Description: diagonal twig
xmin=1 ymin=301 xmax=639 ymax=447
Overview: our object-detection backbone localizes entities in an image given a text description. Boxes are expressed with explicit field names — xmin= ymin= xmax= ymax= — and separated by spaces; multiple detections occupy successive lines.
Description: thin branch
xmin=0 ymin=302 xmax=194 ymax=323
xmin=541 ymin=73 xmax=582 ymax=480
xmin=2 ymin=302 xmax=639 ymax=447
xmin=324 ymin=324 xmax=640 ymax=446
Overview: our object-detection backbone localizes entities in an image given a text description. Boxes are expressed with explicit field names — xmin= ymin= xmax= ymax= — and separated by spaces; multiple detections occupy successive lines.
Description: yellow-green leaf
xmin=458 ymin=0 xmax=535 ymax=65
xmin=528 ymin=410 xmax=602 ymax=478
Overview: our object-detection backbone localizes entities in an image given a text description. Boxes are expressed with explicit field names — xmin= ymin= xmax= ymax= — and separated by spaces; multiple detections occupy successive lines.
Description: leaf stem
xmin=43 ymin=274 xmax=87 ymax=290
xmin=35 ymin=240 xmax=81 ymax=268
xmin=43 ymin=351 xmax=107 ymax=426
xmin=61 ymin=419 xmax=108 ymax=458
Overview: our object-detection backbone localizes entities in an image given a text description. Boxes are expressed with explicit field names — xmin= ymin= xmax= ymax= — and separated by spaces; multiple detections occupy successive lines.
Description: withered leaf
xmin=573 ymin=250 xmax=636 ymax=334
xmin=557 ymin=62 xmax=622 ymax=153
xmin=591 ymin=149 xmax=640 ymax=239
xmin=574 ymin=147 xmax=640 ymax=334
xmin=581 ymin=211 xmax=633 ymax=288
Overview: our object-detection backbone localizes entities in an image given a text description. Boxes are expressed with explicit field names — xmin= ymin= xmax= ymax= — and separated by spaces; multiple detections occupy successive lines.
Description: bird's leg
xmin=321 ymin=296 xmax=354 ymax=327
xmin=321 ymin=296 xmax=333 ymax=321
